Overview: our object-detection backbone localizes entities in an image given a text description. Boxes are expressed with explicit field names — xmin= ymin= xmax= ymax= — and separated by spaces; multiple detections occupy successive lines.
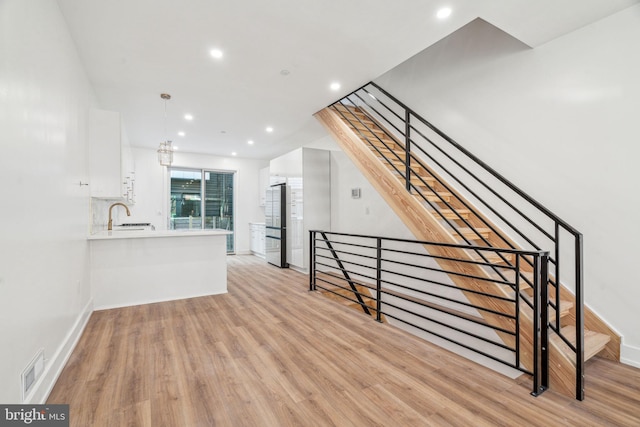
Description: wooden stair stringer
xmin=315 ymin=106 xmax=587 ymax=398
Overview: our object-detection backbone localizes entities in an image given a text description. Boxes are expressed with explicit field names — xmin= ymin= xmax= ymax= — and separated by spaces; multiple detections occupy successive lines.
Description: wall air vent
xmin=21 ymin=349 xmax=45 ymax=402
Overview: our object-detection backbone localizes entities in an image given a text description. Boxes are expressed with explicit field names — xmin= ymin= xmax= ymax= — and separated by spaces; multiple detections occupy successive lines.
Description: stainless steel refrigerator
xmin=265 ymin=183 xmax=288 ymax=268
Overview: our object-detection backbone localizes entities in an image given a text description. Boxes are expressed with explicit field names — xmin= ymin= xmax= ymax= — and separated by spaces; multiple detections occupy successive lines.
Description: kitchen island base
xmin=89 ymin=230 xmax=230 ymax=309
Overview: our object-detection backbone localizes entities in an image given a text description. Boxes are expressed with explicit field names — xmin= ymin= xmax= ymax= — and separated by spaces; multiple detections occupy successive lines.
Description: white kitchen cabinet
xmin=249 ymin=223 xmax=266 ymax=257
xmin=269 ymin=147 xmax=330 ymax=272
xmin=88 ymin=109 xmax=136 ymax=203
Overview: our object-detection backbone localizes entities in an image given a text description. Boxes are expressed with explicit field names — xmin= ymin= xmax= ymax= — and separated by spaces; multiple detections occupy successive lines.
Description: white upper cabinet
xmin=88 ymin=109 xmax=135 ymax=203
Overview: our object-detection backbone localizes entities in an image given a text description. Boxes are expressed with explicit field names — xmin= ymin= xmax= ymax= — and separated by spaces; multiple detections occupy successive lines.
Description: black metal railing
xmin=310 ymin=230 xmax=549 ymax=397
xmin=328 ymin=82 xmax=584 ymax=400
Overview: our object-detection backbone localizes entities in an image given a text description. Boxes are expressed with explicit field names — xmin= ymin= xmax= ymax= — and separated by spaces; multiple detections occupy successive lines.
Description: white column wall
xmin=130 ymin=147 xmax=267 ymax=254
xmin=373 ymin=8 xmax=640 ymax=365
xmin=0 ymin=0 xmax=95 ymax=402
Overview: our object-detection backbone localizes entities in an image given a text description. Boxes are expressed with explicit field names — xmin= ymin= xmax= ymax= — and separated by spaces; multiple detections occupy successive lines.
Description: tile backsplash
xmin=90 ymin=198 xmax=126 ymax=234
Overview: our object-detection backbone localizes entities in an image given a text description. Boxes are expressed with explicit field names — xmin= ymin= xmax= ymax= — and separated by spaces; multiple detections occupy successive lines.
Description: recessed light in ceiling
xmin=280 ymin=69 xmax=290 ymax=76
xmin=248 ymin=140 xmax=254 ymax=145
xmin=178 ymin=131 xmax=185 ymax=137
xmin=265 ymin=126 xmax=274 ymax=133
xmin=437 ymin=7 xmax=452 ymax=20
xmin=231 ymin=152 xmax=237 ymax=156
xmin=330 ymin=82 xmax=341 ymax=91
xmin=173 ymin=146 xmax=179 ymax=151
xmin=210 ymin=48 xmax=224 ymax=59
xmin=184 ymin=114 xmax=193 ymax=121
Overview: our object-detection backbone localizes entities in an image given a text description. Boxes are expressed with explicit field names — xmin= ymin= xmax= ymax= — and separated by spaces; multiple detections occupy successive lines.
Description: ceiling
xmin=56 ymin=0 xmax=638 ymax=160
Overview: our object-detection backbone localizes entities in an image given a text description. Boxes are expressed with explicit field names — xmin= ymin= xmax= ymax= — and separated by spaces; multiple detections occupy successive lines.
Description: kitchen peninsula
xmin=88 ymin=229 xmax=231 ymax=309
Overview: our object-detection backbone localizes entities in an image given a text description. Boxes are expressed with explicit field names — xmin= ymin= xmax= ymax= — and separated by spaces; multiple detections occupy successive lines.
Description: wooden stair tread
xmin=430 ymin=208 xmax=472 ymax=220
xmin=368 ymin=139 xmax=397 ymax=149
xmin=389 ymin=171 xmax=435 ymax=186
xmin=552 ymin=326 xmax=611 ymax=362
xmin=386 ymin=156 xmax=421 ymax=165
xmin=451 ymin=227 xmax=491 ymax=240
xmin=471 ymin=251 xmax=513 ymax=265
xmin=349 ymin=124 xmax=387 ymax=138
xmin=510 ymin=287 xmax=573 ymax=319
xmin=332 ymin=104 xmax=363 ymax=115
xmin=385 ymin=160 xmax=426 ymax=174
xmin=470 ymin=251 xmax=513 ymax=264
xmin=550 ymin=299 xmax=573 ymax=320
xmin=416 ymin=191 xmax=453 ymax=203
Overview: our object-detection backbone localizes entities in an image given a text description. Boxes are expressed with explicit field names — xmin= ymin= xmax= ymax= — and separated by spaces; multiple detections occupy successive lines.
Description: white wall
xmin=130 ymin=147 xmax=267 ymax=254
xmin=0 ymin=1 xmax=95 ymax=402
xmin=330 ymin=149 xmax=415 ymax=239
xmin=373 ymin=8 xmax=640 ymax=365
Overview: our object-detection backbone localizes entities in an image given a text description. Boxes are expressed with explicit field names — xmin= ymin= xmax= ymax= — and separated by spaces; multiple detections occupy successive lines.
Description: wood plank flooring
xmin=48 ymin=255 xmax=640 ymax=426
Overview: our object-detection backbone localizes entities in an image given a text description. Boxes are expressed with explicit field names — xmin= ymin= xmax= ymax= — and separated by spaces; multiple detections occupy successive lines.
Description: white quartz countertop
xmin=88 ymin=229 xmax=232 ymax=240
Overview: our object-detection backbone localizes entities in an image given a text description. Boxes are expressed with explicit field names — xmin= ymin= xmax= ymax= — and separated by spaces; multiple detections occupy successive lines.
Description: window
xmin=169 ymin=168 xmax=235 ymax=253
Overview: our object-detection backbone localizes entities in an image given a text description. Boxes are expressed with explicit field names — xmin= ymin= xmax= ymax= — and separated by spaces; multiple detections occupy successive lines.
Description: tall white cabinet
xmin=88 ymin=108 xmax=135 ymax=203
xmin=270 ymin=148 xmax=331 ymax=272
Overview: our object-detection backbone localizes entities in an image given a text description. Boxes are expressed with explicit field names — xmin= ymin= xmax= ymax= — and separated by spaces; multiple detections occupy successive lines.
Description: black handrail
xmin=310 ymin=230 xmax=549 ymax=397
xmin=328 ymin=82 xmax=584 ymax=400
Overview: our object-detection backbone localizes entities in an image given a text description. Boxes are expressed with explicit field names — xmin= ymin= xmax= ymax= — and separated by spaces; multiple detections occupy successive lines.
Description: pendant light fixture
xmin=157 ymin=93 xmax=174 ymax=166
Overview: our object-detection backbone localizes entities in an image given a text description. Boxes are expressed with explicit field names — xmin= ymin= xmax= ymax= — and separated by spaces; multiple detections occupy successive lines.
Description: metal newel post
xmin=405 ymin=110 xmax=411 ymax=192
xmin=309 ymin=230 xmax=315 ymax=291
xmin=575 ymin=234 xmax=584 ymax=401
xmin=376 ymin=237 xmax=382 ymax=322
xmin=540 ymin=252 xmax=550 ymax=393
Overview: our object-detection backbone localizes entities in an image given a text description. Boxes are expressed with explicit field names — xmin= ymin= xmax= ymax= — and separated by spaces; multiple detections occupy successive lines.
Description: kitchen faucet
xmin=107 ymin=202 xmax=131 ymax=231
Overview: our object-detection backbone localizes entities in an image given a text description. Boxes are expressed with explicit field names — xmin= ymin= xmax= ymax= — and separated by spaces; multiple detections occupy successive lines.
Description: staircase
xmin=314 ymin=82 xmax=619 ymax=400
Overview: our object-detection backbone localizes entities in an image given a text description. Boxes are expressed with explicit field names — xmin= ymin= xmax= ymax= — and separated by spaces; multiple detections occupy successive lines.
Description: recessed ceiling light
xmin=231 ymin=152 xmax=237 ymax=156
xmin=330 ymin=82 xmax=341 ymax=91
xmin=173 ymin=146 xmax=179 ymax=151
xmin=437 ymin=7 xmax=452 ymax=20
xmin=184 ymin=114 xmax=193 ymax=121
xmin=265 ymin=126 xmax=274 ymax=133
xmin=210 ymin=48 xmax=224 ymax=59
xmin=178 ymin=131 xmax=185 ymax=137
xmin=280 ymin=69 xmax=290 ymax=76
xmin=248 ymin=140 xmax=254 ymax=145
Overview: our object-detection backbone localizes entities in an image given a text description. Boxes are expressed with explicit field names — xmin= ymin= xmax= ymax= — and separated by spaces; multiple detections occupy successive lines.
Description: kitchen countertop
xmin=88 ymin=228 xmax=232 ymax=240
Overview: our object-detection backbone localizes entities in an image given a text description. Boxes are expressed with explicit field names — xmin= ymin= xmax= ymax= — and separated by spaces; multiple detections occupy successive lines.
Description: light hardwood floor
xmin=48 ymin=255 xmax=640 ymax=426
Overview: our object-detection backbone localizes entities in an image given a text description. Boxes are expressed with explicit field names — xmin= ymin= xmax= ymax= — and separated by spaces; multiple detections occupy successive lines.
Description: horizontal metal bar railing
xmin=328 ymin=82 xmax=583 ymax=400
xmin=310 ymin=230 xmax=549 ymax=397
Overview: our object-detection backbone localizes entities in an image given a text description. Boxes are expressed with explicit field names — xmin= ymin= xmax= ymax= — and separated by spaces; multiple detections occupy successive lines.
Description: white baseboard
xmin=25 ymin=299 xmax=94 ymax=404
xmin=621 ymin=343 xmax=640 ymax=368
xmin=289 ymin=265 xmax=308 ymax=274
